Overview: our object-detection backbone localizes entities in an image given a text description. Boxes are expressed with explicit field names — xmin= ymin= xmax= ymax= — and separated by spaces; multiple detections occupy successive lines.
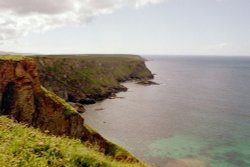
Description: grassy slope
xmin=41 ymin=86 xmax=138 ymax=162
xmin=34 ymin=55 xmax=153 ymax=100
xmin=0 ymin=116 xmax=145 ymax=167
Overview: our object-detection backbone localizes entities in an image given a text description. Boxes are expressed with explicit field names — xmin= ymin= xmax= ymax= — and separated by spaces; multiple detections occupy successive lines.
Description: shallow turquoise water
xmin=149 ymin=135 xmax=206 ymax=159
xmin=149 ymin=133 xmax=250 ymax=167
xmin=83 ymin=56 xmax=250 ymax=167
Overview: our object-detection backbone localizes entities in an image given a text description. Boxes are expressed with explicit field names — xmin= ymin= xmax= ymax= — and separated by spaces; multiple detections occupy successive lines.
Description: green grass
xmin=33 ymin=54 xmax=145 ymax=61
xmin=0 ymin=55 xmax=29 ymax=61
xmin=34 ymin=55 xmax=152 ymax=98
xmin=83 ymin=124 xmax=135 ymax=160
xmin=40 ymin=86 xmax=77 ymax=116
xmin=0 ymin=116 xmax=146 ymax=167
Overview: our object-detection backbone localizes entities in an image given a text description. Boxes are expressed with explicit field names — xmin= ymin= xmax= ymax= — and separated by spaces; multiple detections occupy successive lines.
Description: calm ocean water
xmin=83 ymin=56 xmax=250 ymax=167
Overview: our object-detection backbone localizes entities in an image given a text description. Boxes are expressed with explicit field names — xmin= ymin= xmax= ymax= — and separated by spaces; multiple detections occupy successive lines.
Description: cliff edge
xmin=34 ymin=55 xmax=153 ymax=104
xmin=0 ymin=55 xmax=143 ymax=165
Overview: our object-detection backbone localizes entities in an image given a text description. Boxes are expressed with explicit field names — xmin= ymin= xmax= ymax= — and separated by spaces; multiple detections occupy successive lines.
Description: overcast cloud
xmin=0 ymin=0 xmax=163 ymax=42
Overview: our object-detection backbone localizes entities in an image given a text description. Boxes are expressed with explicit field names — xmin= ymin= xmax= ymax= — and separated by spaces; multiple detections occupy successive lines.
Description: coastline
xmin=84 ymin=56 xmax=250 ymax=167
xmin=0 ymin=55 xmax=152 ymax=166
xmin=34 ymin=55 xmax=154 ymax=104
xmin=82 ymin=59 xmax=212 ymax=167
xmin=83 ymin=82 xmax=209 ymax=167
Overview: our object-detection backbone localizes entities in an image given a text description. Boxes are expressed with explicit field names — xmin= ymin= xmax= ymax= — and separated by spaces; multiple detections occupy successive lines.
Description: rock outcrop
xmin=0 ymin=56 xmax=140 ymax=163
xmin=0 ymin=58 xmax=81 ymax=136
xmin=136 ymin=80 xmax=159 ymax=86
xmin=34 ymin=55 xmax=153 ymax=104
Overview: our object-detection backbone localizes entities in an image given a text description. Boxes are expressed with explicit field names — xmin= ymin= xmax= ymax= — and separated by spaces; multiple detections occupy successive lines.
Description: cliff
xmin=34 ymin=54 xmax=153 ymax=104
xmin=0 ymin=55 xmax=143 ymax=165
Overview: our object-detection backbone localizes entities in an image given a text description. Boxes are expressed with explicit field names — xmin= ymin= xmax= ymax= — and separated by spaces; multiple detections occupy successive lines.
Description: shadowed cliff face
xmin=0 ymin=60 xmax=40 ymax=123
xmin=0 ymin=57 xmax=140 ymax=163
xmin=0 ymin=59 xmax=84 ymax=137
xmin=34 ymin=55 xmax=153 ymax=104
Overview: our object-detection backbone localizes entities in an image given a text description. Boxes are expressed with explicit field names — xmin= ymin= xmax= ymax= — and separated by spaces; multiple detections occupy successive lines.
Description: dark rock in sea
xmin=95 ymin=108 xmax=104 ymax=111
xmin=116 ymin=96 xmax=125 ymax=99
xmin=79 ymin=98 xmax=96 ymax=104
xmin=137 ymin=80 xmax=159 ymax=86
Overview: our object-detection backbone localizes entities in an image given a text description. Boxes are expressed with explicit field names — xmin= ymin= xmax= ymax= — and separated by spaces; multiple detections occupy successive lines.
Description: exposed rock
xmin=95 ymin=108 xmax=104 ymax=111
xmin=137 ymin=80 xmax=159 ymax=86
xmin=68 ymin=102 xmax=85 ymax=113
xmin=0 ymin=59 xmax=83 ymax=137
xmin=116 ymin=96 xmax=125 ymax=99
xmin=79 ymin=98 xmax=96 ymax=105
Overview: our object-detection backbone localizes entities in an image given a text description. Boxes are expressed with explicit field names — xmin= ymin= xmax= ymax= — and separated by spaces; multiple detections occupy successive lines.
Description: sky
xmin=0 ymin=0 xmax=250 ymax=56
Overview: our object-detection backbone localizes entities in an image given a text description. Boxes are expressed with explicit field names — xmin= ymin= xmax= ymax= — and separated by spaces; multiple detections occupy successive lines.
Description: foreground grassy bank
xmin=0 ymin=116 xmax=146 ymax=167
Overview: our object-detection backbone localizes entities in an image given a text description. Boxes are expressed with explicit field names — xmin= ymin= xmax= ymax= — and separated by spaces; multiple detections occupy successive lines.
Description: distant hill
xmin=0 ymin=51 xmax=9 ymax=55
xmin=0 ymin=50 xmax=36 ymax=55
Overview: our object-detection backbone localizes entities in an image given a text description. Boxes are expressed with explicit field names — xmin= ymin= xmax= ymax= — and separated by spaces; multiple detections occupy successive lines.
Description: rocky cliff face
xmin=0 ymin=56 xmax=139 ymax=163
xmin=34 ymin=55 xmax=153 ymax=104
xmin=0 ymin=58 xmax=82 ymax=136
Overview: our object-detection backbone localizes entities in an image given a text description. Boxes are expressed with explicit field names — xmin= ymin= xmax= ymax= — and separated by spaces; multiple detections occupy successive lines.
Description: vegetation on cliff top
xmin=41 ymin=86 xmax=77 ymax=116
xmin=0 ymin=55 xmax=29 ymax=61
xmin=34 ymin=55 xmax=153 ymax=103
xmin=0 ymin=116 xmax=146 ymax=167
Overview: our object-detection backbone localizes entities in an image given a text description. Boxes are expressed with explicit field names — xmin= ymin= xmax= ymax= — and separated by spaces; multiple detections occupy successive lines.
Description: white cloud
xmin=202 ymin=42 xmax=229 ymax=49
xmin=135 ymin=0 xmax=163 ymax=7
xmin=0 ymin=0 xmax=74 ymax=15
xmin=215 ymin=42 xmax=228 ymax=49
xmin=0 ymin=0 xmax=163 ymax=42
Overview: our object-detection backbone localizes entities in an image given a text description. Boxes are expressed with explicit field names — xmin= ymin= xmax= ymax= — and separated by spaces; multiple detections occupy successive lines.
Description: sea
xmin=82 ymin=56 xmax=250 ymax=167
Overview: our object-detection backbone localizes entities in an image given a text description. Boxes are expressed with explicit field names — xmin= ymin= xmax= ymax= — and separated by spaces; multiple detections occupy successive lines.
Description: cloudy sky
xmin=0 ymin=0 xmax=249 ymax=55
